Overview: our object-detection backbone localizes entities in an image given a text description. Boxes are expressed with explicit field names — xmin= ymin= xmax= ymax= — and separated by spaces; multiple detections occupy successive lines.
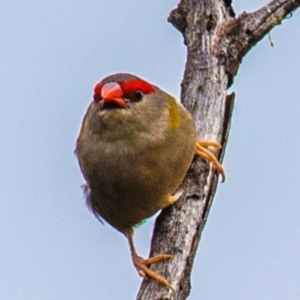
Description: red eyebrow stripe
xmin=94 ymin=82 xmax=104 ymax=95
xmin=119 ymin=79 xmax=154 ymax=95
xmin=93 ymin=78 xmax=154 ymax=98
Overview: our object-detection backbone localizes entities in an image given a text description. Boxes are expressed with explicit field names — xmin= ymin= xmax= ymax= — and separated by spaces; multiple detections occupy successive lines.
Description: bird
xmin=75 ymin=73 xmax=225 ymax=290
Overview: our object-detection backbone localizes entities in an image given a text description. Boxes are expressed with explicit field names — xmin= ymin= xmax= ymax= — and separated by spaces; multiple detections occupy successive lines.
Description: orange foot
xmin=195 ymin=140 xmax=225 ymax=182
xmin=132 ymin=253 xmax=174 ymax=291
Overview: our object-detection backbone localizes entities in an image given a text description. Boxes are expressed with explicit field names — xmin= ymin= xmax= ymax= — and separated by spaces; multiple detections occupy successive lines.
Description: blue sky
xmin=1 ymin=1 xmax=299 ymax=299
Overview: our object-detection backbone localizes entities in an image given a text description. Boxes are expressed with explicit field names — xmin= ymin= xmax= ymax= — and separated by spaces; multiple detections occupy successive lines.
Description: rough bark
xmin=136 ymin=1 xmax=299 ymax=299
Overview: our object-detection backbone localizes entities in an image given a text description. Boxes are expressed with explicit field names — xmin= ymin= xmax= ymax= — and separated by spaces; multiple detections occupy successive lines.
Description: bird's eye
xmin=135 ymin=89 xmax=144 ymax=102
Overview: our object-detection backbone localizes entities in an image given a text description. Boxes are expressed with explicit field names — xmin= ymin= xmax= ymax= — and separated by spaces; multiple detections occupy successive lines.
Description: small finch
xmin=75 ymin=73 xmax=224 ymax=289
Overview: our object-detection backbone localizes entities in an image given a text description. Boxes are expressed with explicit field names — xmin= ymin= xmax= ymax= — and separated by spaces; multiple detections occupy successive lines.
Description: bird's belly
xmin=89 ymin=149 xmax=167 ymax=228
xmin=85 ymin=137 xmax=193 ymax=231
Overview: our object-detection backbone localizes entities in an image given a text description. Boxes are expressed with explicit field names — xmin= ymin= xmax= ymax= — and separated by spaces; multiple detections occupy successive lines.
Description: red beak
xmin=101 ymin=82 xmax=126 ymax=108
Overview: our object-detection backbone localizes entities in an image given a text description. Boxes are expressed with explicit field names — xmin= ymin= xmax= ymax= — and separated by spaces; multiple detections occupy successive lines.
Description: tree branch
xmin=241 ymin=0 xmax=299 ymax=41
xmin=136 ymin=1 xmax=298 ymax=299
xmin=219 ymin=0 xmax=300 ymax=79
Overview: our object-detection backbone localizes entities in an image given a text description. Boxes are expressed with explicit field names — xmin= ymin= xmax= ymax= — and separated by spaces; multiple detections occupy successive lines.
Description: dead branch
xmin=136 ymin=1 xmax=299 ymax=299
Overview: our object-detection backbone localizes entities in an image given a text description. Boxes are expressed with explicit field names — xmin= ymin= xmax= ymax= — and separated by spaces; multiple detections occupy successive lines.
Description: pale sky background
xmin=1 ymin=1 xmax=300 ymax=299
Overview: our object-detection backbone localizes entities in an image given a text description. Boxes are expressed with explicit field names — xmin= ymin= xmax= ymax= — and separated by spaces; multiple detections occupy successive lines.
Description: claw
xmin=132 ymin=253 xmax=174 ymax=291
xmin=195 ymin=140 xmax=225 ymax=182
xmin=125 ymin=230 xmax=175 ymax=291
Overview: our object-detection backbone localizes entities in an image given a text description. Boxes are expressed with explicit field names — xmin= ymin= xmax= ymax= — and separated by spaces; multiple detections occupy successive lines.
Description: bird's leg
xmin=195 ymin=140 xmax=225 ymax=182
xmin=124 ymin=229 xmax=174 ymax=291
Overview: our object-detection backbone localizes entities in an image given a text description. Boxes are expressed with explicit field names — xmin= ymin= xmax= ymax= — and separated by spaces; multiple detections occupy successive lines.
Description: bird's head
xmin=93 ymin=73 xmax=155 ymax=110
xmin=80 ymin=73 xmax=176 ymax=140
